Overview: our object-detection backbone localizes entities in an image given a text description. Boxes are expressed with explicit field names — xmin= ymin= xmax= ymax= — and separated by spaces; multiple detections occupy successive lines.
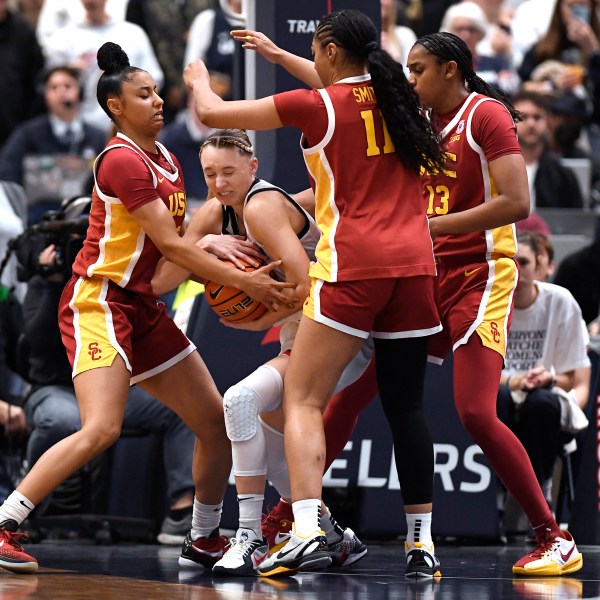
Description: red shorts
xmin=428 ymin=256 xmax=518 ymax=363
xmin=59 ymin=276 xmax=195 ymax=383
xmin=303 ymin=276 xmax=441 ymax=339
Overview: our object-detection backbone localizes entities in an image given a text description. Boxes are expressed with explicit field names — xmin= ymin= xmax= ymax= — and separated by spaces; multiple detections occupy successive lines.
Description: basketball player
xmin=0 ymin=42 xmax=295 ymax=573
xmin=323 ymin=32 xmax=583 ymax=576
xmin=153 ymin=128 xmax=371 ymax=576
xmin=184 ymin=9 xmax=446 ymax=578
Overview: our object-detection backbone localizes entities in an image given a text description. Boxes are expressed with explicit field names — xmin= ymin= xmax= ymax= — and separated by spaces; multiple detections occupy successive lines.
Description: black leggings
xmin=374 ymin=336 xmax=433 ymax=505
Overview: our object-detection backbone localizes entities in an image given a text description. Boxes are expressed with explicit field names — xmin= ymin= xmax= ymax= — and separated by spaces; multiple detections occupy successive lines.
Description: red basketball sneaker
xmin=262 ymin=500 xmax=294 ymax=555
xmin=178 ymin=528 xmax=230 ymax=569
xmin=0 ymin=520 xmax=38 ymax=573
xmin=513 ymin=530 xmax=583 ymax=576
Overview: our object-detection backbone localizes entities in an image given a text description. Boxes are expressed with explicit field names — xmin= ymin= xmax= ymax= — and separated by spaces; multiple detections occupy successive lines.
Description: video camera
xmin=12 ymin=196 xmax=90 ymax=282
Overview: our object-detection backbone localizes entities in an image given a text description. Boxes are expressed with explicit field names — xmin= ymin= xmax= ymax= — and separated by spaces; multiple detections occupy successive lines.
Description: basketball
xmin=204 ymin=259 xmax=269 ymax=323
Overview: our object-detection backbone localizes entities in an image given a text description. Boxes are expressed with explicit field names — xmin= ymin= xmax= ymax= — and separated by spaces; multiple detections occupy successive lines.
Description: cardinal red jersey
xmin=273 ymin=76 xmax=435 ymax=282
xmin=71 ymin=132 xmax=186 ymax=296
xmin=424 ymin=92 xmax=521 ymax=261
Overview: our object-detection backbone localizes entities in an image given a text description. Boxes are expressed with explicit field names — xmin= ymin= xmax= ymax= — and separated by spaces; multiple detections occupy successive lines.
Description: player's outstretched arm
xmin=231 ymin=29 xmax=323 ymax=89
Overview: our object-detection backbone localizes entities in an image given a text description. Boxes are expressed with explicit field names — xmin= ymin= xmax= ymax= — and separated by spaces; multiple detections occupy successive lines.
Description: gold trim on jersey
xmin=471 ymin=257 xmax=517 ymax=357
xmin=70 ymin=277 xmax=130 ymax=377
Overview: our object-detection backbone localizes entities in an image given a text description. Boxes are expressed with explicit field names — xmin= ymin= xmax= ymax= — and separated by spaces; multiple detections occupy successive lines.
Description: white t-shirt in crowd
xmin=503 ymin=280 xmax=591 ymax=377
xmin=44 ymin=18 xmax=164 ymax=134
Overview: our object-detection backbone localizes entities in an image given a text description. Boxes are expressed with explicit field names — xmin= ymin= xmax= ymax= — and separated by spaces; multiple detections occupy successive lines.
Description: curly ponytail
xmin=315 ymin=10 xmax=444 ymax=174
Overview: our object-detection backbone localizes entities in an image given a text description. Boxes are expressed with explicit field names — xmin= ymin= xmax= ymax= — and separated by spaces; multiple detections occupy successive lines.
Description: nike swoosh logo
xmin=19 ymin=500 xmax=33 ymax=510
xmin=0 ymin=540 xmax=4 ymax=547
xmin=277 ymin=537 xmax=323 ymax=559
xmin=209 ymin=285 xmax=224 ymax=301
xmin=274 ymin=532 xmax=290 ymax=545
xmin=158 ymin=176 xmax=165 ymax=183
xmin=253 ymin=548 xmax=269 ymax=568
xmin=560 ymin=545 xmax=575 ymax=562
xmin=464 ymin=267 xmax=483 ymax=277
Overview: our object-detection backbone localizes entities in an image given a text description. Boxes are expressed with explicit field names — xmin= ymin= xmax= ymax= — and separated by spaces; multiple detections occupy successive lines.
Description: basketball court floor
xmin=1 ymin=539 xmax=598 ymax=599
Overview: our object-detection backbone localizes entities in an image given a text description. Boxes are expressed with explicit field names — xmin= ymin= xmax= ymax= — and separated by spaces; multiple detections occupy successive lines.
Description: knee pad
xmin=224 ymin=365 xmax=283 ymax=442
xmin=261 ymin=418 xmax=291 ymax=499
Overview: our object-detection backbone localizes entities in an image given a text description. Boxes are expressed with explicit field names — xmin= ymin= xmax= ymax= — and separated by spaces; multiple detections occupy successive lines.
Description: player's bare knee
xmin=81 ymin=423 xmax=121 ymax=454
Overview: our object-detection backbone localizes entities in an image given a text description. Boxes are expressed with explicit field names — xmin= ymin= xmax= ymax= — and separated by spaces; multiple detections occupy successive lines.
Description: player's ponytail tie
xmin=364 ymin=40 xmax=380 ymax=56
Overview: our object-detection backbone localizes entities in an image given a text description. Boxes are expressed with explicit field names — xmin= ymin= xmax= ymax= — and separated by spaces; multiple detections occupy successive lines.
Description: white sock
xmin=292 ymin=499 xmax=321 ymax=537
xmin=191 ymin=499 xmax=222 ymax=540
xmin=0 ymin=491 xmax=35 ymax=525
xmin=320 ymin=507 xmax=344 ymax=545
xmin=238 ymin=494 xmax=264 ymax=539
xmin=406 ymin=512 xmax=432 ymax=546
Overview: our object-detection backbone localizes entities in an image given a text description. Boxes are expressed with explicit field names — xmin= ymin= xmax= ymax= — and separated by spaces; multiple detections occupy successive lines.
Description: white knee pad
xmin=223 ymin=365 xmax=283 ymax=442
xmin=261 ymin=418 xmax=291 ymax=499
xmin=232 ymin=426 xmax=268 ymax=477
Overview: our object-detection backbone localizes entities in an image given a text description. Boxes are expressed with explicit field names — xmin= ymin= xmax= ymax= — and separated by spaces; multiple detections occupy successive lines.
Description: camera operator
xmin=19 ymin=221 xmax=196 ymax=542
xmin=0 ymin=286 xmax=28 ymax=503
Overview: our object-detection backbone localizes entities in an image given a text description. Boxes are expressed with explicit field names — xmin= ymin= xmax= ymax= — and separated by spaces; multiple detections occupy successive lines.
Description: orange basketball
xmin=204 ymin=259 xmax=269 ymax=323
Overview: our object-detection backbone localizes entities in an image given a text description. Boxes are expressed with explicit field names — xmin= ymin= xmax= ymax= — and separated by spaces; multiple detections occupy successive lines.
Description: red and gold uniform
xmin=425 ymin=92 xmax=522 ymax=361
xmin=273 ymin=75 xmax=440 ymax=339
xmin=59 ymin=133 xmax=194 ymax=382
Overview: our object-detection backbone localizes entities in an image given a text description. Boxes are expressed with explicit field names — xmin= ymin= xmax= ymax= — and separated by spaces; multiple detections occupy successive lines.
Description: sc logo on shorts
xmin=490 ymin=322 xmax=500 ymax=344
xmin=88 ymin=342 xmax=102 ymax=361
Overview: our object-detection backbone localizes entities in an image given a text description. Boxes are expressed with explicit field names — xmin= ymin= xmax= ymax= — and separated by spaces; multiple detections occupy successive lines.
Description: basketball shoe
xmin=328 ymin=527 xmax=368 ymax=567
xmin=258 ymin=525 xmax=332 ymax=577
xmin=262 ymin=500 xmax=293 ymax=555
xmin=178 ymin=528 xmax=230 ymax=569
xmin=512 ymin=530 xmax=583 ymax=576
xmin=0 ymin=519 xmax=38 ymax=574
xmin=212 ymin=528 xmax=269 ymax=576
xmin=405 ymin=540 xmax=441 ymax=578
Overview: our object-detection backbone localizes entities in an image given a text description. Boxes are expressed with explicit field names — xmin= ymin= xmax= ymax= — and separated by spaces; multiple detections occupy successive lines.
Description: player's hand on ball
xmin=244 ymin=260 xmax=297 ymax=310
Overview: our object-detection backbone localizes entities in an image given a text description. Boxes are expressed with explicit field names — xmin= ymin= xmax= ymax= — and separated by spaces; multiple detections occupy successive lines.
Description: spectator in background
xmin=518 ymin=0 xmax=600 ymax=88
xmin=13 ymin=0 xmax=43 ymax=30
xmin=125 ymin=0 xmax=214 ymax=123
xmin=0 ymin=0 xmax=45 ymax=149
xmin=36 ymin=0 xmax=127 ymax=50
xmin=380 ymin=0 xmax=417 ymax=74
xmin=472 ymin=0 xmax=517 ymax=67
xmin=512 ymin=90 xmax=584 ymax=208
xmin=511 ymin=0 xmax=558 ymax=68
xmin=497 ymin=232 xmax=590 ymax=510
xmin=554 ymin=232 xmax=600 ymax=326
xmin=0 ymin=287 xmax=27 ymax=505
xmin=43 ymin=0 xmax=163 ymax=134
xmin=547 ymin=89 xmax=600 ymax=203
xmin=159 ymin=73 xmax=234 ymax=205
xmin=0 ymin=66 xmax=106 ymax=188
xmin=440 ymin=1 xmax=520 ymax=95
xmin=409 ymin=0 xmax=455 ymax=36
xmin=184 ymin=0 xmax=243 ymax=98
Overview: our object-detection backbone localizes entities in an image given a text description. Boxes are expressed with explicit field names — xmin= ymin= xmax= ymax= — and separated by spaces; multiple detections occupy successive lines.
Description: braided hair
xmin=414 ymin=32 xmax=521 ymax=122
xmin=96 ymin=42 xmax=145 ymax=122
xmin=315 ymin=9 xmax=444 ymax=174
xmin=200 ymin=129 xmax=254 ymax=157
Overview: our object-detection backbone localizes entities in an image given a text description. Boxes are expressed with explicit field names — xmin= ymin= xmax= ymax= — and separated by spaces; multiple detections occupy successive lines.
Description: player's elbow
xmin=511 ymin=193 xmax=530 ymax=222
